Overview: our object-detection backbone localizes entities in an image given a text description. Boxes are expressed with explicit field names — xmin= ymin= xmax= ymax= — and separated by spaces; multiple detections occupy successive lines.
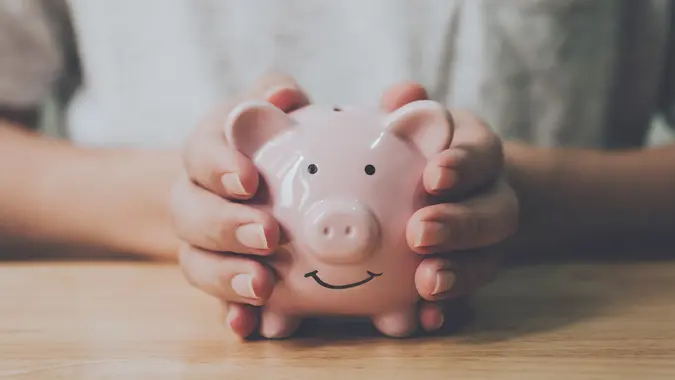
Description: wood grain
xmin=1 ymin=260 xmax=674 ymax=379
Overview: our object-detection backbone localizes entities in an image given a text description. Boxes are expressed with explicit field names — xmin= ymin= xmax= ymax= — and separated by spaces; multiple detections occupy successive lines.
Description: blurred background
xmin=39 ymin=87 xmax=675 ymax=146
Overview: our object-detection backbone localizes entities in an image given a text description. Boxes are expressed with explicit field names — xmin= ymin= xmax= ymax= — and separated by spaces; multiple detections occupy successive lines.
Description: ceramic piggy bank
xmin=225 ymin=100 xmax=452 ymax=338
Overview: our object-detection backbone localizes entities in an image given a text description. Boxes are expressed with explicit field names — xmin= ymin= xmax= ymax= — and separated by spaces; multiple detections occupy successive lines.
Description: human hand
xmin=170 ymin=73 xmax=310 ymax=338
xmin=380 ymin=82 xmax=519 ymax=332
xmin=173 ymin=76 xmax=517 ymax=339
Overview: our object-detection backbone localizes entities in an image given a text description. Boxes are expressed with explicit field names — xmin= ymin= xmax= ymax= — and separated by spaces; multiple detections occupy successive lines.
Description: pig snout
xmin=303 ymin=200 xmax=379 ymax=264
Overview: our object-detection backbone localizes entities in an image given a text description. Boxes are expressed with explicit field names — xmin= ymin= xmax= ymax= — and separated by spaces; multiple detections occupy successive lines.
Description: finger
xmin=419 ymin=301 xmax=445 ymax=332
xmin=171 ymin=175 xmax=279 ymax=254
xmin=380 ymin=83 xmax=504 ymax=197
xmin=179 ymin=243 xmax=275 ymax=306
xmin=183 ymin=136 xmax=260 ymax=200
xmin=424 ymin=110 xmax=504 ymax=196
xmin=380 ymin=81 xmax=429 ymax=111
xmin=419 ymin=297 xmax=473 ymax=333
xmin=183 ymin=73 xmax=310 ymax=199
xmin=247 ymin=72 xmax=311 ymax=109
xmin=407 ymin=179 xmax=518 ymax=253
xmin=415 ymin=252 xmax=502 ymax=302
xmin=222 ymin=302 xmax=260 ymax=339
xmin=210 ymin=72 xmax=311 ymax=128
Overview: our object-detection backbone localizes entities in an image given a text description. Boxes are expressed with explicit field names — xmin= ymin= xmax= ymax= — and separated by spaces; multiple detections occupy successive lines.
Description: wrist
xmin=28 ymin=144 xmax=115 ymax=247
xmin=70 ymin=148 xmax=183 ymax=260
xmin=22 ymin=140 xmax=181 ymax=259
xmin=502 ymin=141 xmax=587 ymax=253
xmin=503 ymin=141 xmax=674 ymax=251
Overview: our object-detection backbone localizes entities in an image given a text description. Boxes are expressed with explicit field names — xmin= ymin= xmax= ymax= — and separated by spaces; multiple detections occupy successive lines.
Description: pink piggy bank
xmin=225 ymin=99 xmax=452 ymax=338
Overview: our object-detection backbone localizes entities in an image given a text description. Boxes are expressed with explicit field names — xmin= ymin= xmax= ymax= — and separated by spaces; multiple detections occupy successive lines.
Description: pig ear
xmin=224 ymin=100 xmax=295 ymax=158
xmin=383 ymin=100 xmax=452 ymax=159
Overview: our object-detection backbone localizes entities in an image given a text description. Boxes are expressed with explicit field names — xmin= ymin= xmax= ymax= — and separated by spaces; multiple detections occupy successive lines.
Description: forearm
xmin=505 ymin=141 xmax=675 ymax=248
xmin=0 ymin=121 xmax=182 ymax=260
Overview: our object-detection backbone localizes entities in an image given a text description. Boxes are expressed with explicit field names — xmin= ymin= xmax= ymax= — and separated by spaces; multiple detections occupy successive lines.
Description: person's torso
xmin=61 ymin=0 xmax=672 ymax=149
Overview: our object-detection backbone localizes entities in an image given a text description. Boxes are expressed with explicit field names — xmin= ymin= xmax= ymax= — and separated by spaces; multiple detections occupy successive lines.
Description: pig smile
xmin=304 ymin=270 xmax=382 ymax=290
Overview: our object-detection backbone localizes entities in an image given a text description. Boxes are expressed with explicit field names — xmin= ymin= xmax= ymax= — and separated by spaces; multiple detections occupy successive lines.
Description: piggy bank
xmin=225 ymin=100 xmax=452 ymax=338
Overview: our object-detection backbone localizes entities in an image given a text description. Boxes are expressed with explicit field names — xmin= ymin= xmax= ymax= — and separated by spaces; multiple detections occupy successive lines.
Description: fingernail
xmin=264 ymin=85 xmax=294 ymax=101
xmin=235 ymin=223 xmax=269 ymax=250
xmin=231 ymin=274 xmax=258 ymax=299
xmin=221 ymin=173 xmax=249 ymax=196
xmin=430 ymin=167 xmax=456 ymax=191
xmin=414 ymin=221 xmax=445 ymax=248
xmin=430 ymin=312 xmax=445 ymax=331
xmin=432 ymin=270 xmax=456 ymax=295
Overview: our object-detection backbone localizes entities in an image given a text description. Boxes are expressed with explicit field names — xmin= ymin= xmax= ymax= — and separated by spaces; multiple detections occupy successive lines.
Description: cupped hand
xmin=170 ymin=73 xmax=310 ymax=338
xmin=381 ymin=82 xmax=519 ymax=332
xmin=173 ymin=76 xmax=517 ymax=339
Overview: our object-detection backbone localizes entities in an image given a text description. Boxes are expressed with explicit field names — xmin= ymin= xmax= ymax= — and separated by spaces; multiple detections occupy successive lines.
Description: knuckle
xmin=178 ymin=245 xmax=200 ymax=287
xmin=208 ymin=207 xmax=246 ymax=252
xmin=207 ymin=222 xmax=232 ymax=252
xmin=457 ymin=210 xmax=483 ymax=249
xmin=194 ymin=223 xmax=229 ymax=252
xmin=183 ymin=131 xmax=230 ymax=186
xmin=168 ymin=183 xmax=190 ymax=236
xmin=197 ymin=150 xmax=225 ymax=188
xmin=182 ymin=132 xmax=203 ymax=172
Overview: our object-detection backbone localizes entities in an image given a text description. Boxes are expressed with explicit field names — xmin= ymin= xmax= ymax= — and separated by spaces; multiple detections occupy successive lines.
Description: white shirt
xmin=1 ymin=0 xmax=674 ymax=148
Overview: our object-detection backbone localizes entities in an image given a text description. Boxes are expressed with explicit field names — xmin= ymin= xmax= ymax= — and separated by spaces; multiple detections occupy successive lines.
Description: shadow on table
xmin=444 ymin=263 xmax=611 ymax=345
xmin=283 ymin=296 xmax=475 ymax=343
xmin=450 ymin=233 xmax=675 ymax=344
xmin=244 ymin=266 xmax=592 ymax=346
xmin=250 ymin=256 xmax=669 ymax=347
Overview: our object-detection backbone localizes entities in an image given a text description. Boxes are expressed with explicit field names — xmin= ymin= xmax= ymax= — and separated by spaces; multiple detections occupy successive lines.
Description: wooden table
xmin=1 ymin=259 xmax=674 ymax=379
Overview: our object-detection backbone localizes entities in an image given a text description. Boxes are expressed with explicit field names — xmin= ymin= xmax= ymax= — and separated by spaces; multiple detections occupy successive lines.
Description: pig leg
xmin=259 ymin=309 xmax=301 ymax=339
xmin=372 ymin=307 xmax=418 ymax=337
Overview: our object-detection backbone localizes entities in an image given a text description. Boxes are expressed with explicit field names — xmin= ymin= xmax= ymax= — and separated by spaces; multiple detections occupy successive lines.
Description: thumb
xmin=380 ymin=81 xmax=429 ymax=111
xmin=246 ymin=71 xmax=311 ymax=112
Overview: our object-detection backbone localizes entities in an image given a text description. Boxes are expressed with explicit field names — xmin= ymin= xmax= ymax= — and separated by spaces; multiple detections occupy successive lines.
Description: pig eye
xmin=307 ymin=164 xmax=318 ymax=174
xmin=364 ymin=165 xmax=376 ymax=175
